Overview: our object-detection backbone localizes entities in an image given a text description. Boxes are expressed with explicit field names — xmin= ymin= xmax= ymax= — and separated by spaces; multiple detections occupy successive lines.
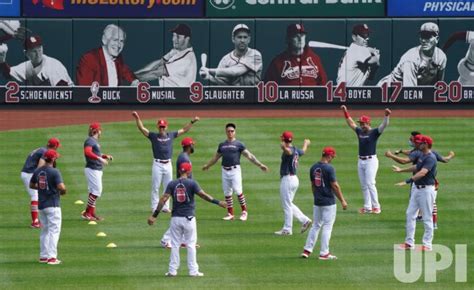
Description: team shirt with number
xmin=165 ymin=178 xmax=202 ymax=217
xmin=310 ymin=162 xmax=337 ymax=206
xmin=280 ymin=146 xmax=304 ymax=177
xmin=217 ymin=140 xmax=246 ymax=167
xmin=30 ymin=166 xmax=63 ymax=210
xmin=148 ymin=131 xmax=178 ymax=160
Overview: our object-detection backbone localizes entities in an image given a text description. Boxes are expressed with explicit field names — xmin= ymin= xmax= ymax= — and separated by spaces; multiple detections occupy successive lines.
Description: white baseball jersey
xmin=10 ymin=54 xmax=73 ymax=86
xmin=216 ymin=48 xmax=262 ymax=86
xmin=337 ymin=43 xmax=373 ymax=86
xmin=458 ymin=31 xmax=474 ymax=85
xmin=160 ymin=47 xmax=197 ymax=87
xmin=378 ymin=46 xmax=446 ymax=86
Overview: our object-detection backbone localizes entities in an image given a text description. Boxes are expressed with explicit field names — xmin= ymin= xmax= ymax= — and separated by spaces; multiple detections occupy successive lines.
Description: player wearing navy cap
xmin=203 ymin=123 xmax=268 ymax=221
xmin=132 ymin=111 xmax=199 ymax=212
xmin=393 ymin=135 xmax=437 ymax=251
xmin=30 ymin=150 xmax=67 ymax=265
xmin=81 ymin=122 xmax=114 ymax=221
xmin=301 ymin=147 xmax=348 ymax=260
xmin=148 ymin=163 xmax=226 ymax=277
xmin=21 ymin=137 xmax=61 ymax=228
xmin=341 ymin=105 xmax=391 ymax=214
xmin=274 ymin=131 xmax=312 ymax=236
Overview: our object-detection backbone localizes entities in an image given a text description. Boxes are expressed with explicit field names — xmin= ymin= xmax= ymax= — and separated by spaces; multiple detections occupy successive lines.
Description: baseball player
xmin=29 ymin=149 xmax=67 ymax=265
xmin=135 ymin=24 xmax=197 ymax=87
xmin=132 ymin=111 xmax=199 ymax=212
xmin=21 ymin=137 xmax=61 ymax=228
xmin=0 ymin=35 xmax=73 ymax=86
xmin=161 ymin=137 xmax=197 ymax=248
xmin=301 ymin=147 xmax=348 ymax=260
xmin=337 ymin=24 xmax=380 ymax=86
xmin=443 ymin=30 xmax=474 ymax=85
xmin=202 ymin=123 xmax=268 ymax=221
xmin=341 ymin=105 xmax=391 ymax=214
xmin=147 ymin=162 xmax=226 ymax=277
xmin=275 ymin=131 xmax=312 ymax=236
xmin=264 ymin=23 xmax=328 ymax=86
xmin=377 ymin=22 xmax=446 ymax=87
xmin=199 ymin=24 xmax=262 ymax=86
xmin=393 ymin=135 xmax=437 ymax=251
xmin=81 ymin=122 xmax=114 ymax=221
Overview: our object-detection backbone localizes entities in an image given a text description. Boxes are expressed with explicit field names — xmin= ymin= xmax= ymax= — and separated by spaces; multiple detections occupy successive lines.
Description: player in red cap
xmin=81 ymin=122 xmax=114 ymax=221
xmin=132 ymin=111 xmax=199 ymax=213
xmin=148 ymin=162 xmax=226 ymax=277
xmin=29 ymin=149 xmax=67 ymax=265
xmin=21 ymin=137 xmax=61 ymax=228
xmin=341 ymin=105 xmax=391 ymax=214
xmin=274 ymin=131 xmax=312 ymax=236
xmin=301 ymin=147 xmax=348 ymax=260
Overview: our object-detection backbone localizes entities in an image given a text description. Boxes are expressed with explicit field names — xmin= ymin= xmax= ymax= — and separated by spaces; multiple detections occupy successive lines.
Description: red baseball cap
xmin=24 ymin=35 xmax=43 ymax=50
xmin=322 ymin=146 xmax=336 ymax=157
xmin=352 ymin=24 xmax=371 ymax=37
xmin=422 ymin=135 xmax=433 ymax=146
xmin=281 ymin=131 xmax=293 ymax=142
xmin=413 ymin=134 xmax=424 ymax=144
xmin=358 ymin=115 xmax=371 ymax=123
xmin=43 ymin=149 xmax=60 ymax=161
xmin=181 ymin=137 xmax=194 ymax=147
xmin=157 ymin=119 xmax=168 ymax=127
xmin=89 ymin=122 xmax=101 ymax=130
xmin=47 ymin=137 xmax=61 ymax=148
xmin=179 ymin=162 xmax=192 ymax=173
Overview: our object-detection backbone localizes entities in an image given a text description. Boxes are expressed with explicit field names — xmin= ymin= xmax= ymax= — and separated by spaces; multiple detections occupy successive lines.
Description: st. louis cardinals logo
xmin=39 ymin=172 xmax=48 ymax=190
xmin=175 ymin=183 xmax=188 ymax=203
xmin=314 ymin=168 xmax=323 ymax=187
xmin=32 ymin=0 xmax=64 ymax=10
xmin=209 ymin=0 xmax=235 ymax=10
xmin=281 ymin=57 xmax=320 ymax=80
xmin=88 ymin=81 xmax=101 ymax=104
xmin=292 ymin=152 xmax=299 ymax=171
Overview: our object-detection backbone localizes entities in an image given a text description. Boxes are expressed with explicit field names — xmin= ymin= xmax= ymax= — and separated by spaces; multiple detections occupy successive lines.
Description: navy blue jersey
xmin=280 ymin=146 xmax=304 ymax=177
xmin=217 ymin=140 xmax=246 ymax=167
xmin=21 ymin=147 xmax=47 ymax=173
xmin=165 ymin=178 xmax=202 ymax=217
xmin=176 ymin=152 xmax=192 ymax=179
xmin=309 ymin=162 xmax=337 ymax=206
xmin=409 ymin=149 xmax=445 ymax=164
xmin=31 ymin=166 xmax=63 ymax=210
xmin=84 ymin=137 xmax=102 ymax=170
xmin=414 ymin=152 xmax=437 ymax=186
xmin=148 ymin=131 xmax=178 ymax=160
xmin=355 ymin=127 xmax=381 ymax=156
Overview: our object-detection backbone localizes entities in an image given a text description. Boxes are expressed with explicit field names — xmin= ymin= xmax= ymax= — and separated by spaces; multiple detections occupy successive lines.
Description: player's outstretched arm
xmin=301 ymin=139 xmax=311 ymax=154
xmin=242 ymin=149 xmax=268 ymax=172
xmin=148 ymin=193 xmax=171 ymax=225
xmin=392 ymin=164 xmax=416 ymax=173
xmin=443 ymin=151 xmax=455 ymax=162
xmin=396 ymin=168 xmax=429 ymax=186
xmin=378 ymin=108 xmax=391 ymax=133
xmin=340 ymin=105 xmax=357 ymax=130
xmin=131 ymin=111 xmax=149 ymax=137
xmin=202 ymin=153 xmax=222 ymax=171
xmin=197 ymin=190 xmax=227 ymax=208
xmin=177 ymin=116 xmax=199 ymax=137
xmin=330 ymin=182 xmax=348 ymax=210
xmin=385 ymin=150 xmax=411 ymax=164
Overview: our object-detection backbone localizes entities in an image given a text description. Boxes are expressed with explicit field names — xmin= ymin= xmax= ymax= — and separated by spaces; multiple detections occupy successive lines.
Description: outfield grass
xmin=0 ymin=117 xmax=472 ymax=289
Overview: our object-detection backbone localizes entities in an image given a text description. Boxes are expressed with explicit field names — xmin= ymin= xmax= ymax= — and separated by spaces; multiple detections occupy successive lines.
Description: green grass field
xmin=0 ymin=117 xmax=473 ymax=289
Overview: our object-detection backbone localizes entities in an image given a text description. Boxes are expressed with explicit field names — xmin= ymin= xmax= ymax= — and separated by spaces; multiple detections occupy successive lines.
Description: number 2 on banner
xmin=326 ymin=81 xmax=346 ymax=102
xmin=5 ymin=81 xmax=19 ymax=103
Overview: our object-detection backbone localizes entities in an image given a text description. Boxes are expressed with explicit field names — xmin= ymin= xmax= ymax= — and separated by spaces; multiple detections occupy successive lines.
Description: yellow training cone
xmin=88 ymin=221 xmax=97 ymax=225
xmin=74 ymin=200 xmax=84 ymax=205
xmin=106 ymin=243 xmax=117 ymax=248
xmin=97 ymin=232 xmax=107 ymax=237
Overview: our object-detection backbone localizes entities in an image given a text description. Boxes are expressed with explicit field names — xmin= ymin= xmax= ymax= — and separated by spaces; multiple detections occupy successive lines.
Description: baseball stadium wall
xmin=0 ymin=18 xmax=473 ymax=106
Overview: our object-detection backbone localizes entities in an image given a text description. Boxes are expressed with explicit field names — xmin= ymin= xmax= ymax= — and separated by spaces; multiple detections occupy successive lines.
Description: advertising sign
xmin=206 ymin=0 xmax=385 ymax=17
xmin=0 ymin=0 xmax=20 ymax=16
xmin=22 ymin=0 xmax=204 ymax=17
xmin=388 ymin=0 xmax=474 ymax=17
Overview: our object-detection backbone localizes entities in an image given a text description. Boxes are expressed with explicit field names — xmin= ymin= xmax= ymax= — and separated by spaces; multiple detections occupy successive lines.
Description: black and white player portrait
xmin=443 ymin=30 xmax=474 ymax=86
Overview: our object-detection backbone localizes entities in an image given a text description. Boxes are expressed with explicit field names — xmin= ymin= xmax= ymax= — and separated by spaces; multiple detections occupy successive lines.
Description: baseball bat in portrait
xmin=308 ymin=41 xmax=348 ymax=50
xmin=201 ymin=53 xmax=208 ymax=68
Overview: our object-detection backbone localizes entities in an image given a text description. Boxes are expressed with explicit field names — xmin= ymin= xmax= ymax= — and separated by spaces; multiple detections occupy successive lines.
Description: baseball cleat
xmin=160 ymin=240 xmax=171 ymax=249
xmin=419 ymin=245 xmax=432 ymax=252
xmin=180 ymin=243 xmax=201 ymax=249
xmin=31 ymin=221 xmax=42 ymax=228
xmin=319 ymin=253 xmax=337 ymax=260
xmin=300 ymin=220 xmax=312 ymax=233
xmin=359 ymin=208 xmax=372 ymax=214
xmin=372 ymin=208 xmax=381 ymax=214
xmin=47 ymin=258 xmax=62 ymax=265
xmin=239 ymin=211 xmax=248 ymax=221
xmin=189 ymin=272 xmax=204 ymax=277
xmin=81 ymin=212 xmax=97 ymax=221
xmin=274 ymin=229 xmax=292 ymax=236
xmin=433 ymin=222 xmax=438 ymax=230
xmin=301 ymin=250 xmax=311 ymax=258
xmin=162 ymin=208 xmax=171 ymax=213
xmin=39 ymin=257 xmax=48 ymax=263
xmin=222 ymin=214 xmax=234 ymax=221
xmin=92 ymin=214 xmax=104 ymax=221
xmin=398 ymin=243 xmax=414 ymax=250
xmin=165 ymin=272 xmax=177 ymax=277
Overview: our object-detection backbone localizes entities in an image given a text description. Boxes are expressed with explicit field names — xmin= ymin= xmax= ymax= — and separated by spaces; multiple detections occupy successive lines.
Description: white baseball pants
xmin=84 ymin=168 xmax=103 ymax=197
xmin=39 ymin=207 xmax=62 ymax=259
xmin=304 ymin=204 xmax=337 ymax=256
xmin=357 ymin=156 xmax=380 ymax=210
xmin=280 ymin=175 xmax=310 ymax=233
xmin=168 ymin=216 xmax=199 ymax=276
xmin=405 ymin=185 xmax=435 ymax=249
xmin=221 ymin=165 xmax=243 ymax=196
xmin=21 ymin=172 xmax=38 ymax=201
xmin=151 ymin=160 xmax=172 ymax=211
